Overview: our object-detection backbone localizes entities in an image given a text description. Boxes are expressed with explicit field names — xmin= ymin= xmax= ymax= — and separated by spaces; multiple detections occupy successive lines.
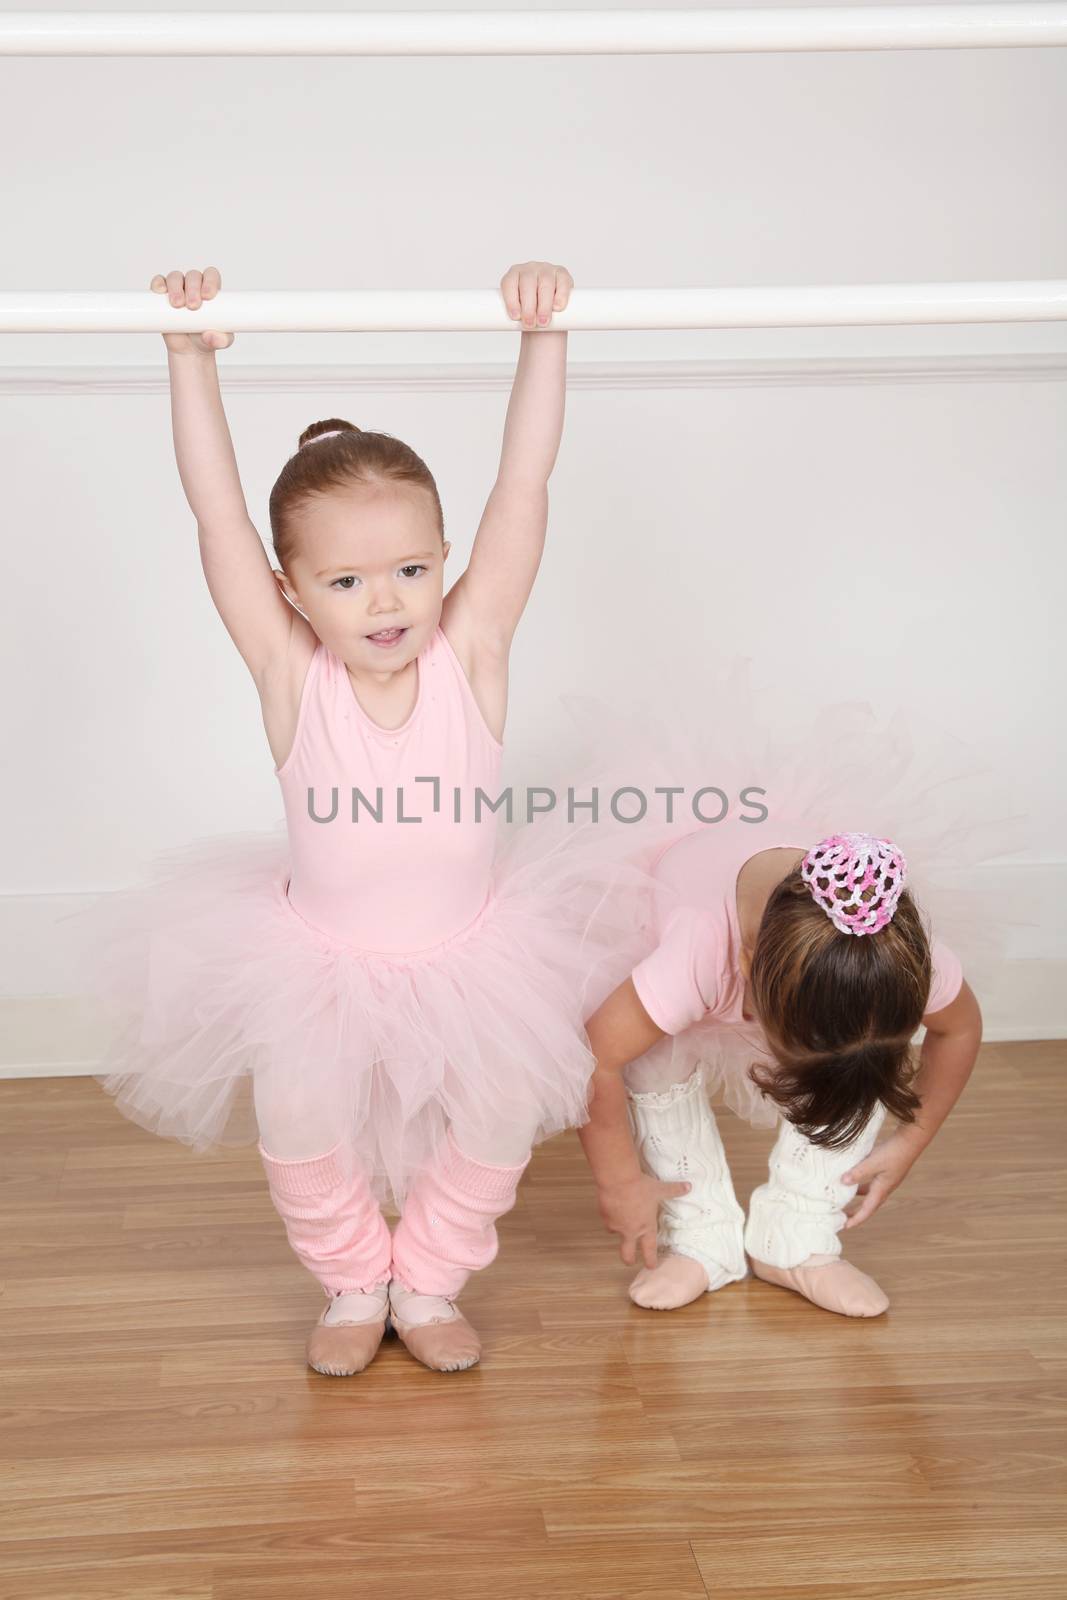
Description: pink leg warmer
xmin=390 ymin=1128 xmax=530 ymax=1299
xmin=258 ymin=1140 xmax=392 ymax=1295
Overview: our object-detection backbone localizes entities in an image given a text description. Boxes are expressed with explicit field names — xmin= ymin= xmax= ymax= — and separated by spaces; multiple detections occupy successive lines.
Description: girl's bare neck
xmin=735 ymin=846 xmax=806 ymax=954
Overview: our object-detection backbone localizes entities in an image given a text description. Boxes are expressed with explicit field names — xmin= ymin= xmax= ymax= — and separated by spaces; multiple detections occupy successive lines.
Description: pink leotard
xmin=274 ymin=625 xmax=503 ymax=955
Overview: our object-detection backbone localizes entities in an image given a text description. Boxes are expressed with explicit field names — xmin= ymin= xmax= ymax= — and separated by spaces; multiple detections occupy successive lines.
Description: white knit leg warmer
xmin=744 ymin=1103 xmax=887 ymax=1270
xmin=627 ymin=1066 xmax=747 ymax=1288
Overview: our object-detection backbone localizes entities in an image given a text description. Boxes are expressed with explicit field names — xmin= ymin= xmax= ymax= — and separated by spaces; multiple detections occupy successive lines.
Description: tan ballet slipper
xmin=306 ymin=1295 xmax=390 ymax=1376
xmin=629 ymin=1253 xmax=711 ymax=1310
xmin=388 ymin=1291 xmax=483 ymax=1373
xmin=749 ymin=1251 xmax=890 ymax=1317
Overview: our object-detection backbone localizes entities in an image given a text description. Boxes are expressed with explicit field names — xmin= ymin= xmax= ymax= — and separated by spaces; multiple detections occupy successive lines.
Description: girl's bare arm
xmin=579 ymin=980 xmax=692 ymax=1269
xmin=842 ymin=978 xmax=983 ymax=1229
xmin=444 ymin=262 xmax=573 ymax=661
xmin=580 ymin=979 xmax=667 ymax=1187
xmin=901 ymin=979 xmax=984 ymax=1152
xmin=153 ymin=268 xmax=302 ymax=685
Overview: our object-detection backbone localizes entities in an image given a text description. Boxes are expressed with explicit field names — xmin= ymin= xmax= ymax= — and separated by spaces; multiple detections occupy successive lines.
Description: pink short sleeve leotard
xmin=630 ymin=822 xmax=964 ymax=1037
xmin=274 ymin=625 xmax=503 ymax=955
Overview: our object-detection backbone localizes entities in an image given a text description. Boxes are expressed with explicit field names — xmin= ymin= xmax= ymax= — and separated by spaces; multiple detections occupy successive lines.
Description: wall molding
xmin=2 ymin=353 xmax=1066 ymax=397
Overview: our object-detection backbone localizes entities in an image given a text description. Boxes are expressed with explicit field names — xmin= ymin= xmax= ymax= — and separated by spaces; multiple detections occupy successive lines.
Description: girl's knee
xmin=448 ymin=1115 xmax=538 ymax=1171
xmin=253 ymin=1073 xmax=340 ymax=1163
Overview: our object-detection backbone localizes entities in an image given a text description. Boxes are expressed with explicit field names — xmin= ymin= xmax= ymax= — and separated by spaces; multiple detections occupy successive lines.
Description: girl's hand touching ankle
xmin=841 ymin=1129 xmax=922 ymax=1230
xmin=500 ymin=260 xmax=573 ymax=329
xmin=598 ymin=1173 xmax=691 ymax=1271
xmin=150 ymin=266 xmax=234 ymax=356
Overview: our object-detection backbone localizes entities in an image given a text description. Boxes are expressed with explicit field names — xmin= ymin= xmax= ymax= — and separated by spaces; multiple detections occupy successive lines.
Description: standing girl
xmin=71 ymin=260 xmax=673 ymax=1375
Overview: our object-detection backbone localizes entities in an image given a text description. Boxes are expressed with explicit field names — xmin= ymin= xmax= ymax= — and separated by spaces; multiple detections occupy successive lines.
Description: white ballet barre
xmin=2 ymin=284 xmax=1066 ymax=334
xmin=2 ymin=7 xmax=1067 ymax=57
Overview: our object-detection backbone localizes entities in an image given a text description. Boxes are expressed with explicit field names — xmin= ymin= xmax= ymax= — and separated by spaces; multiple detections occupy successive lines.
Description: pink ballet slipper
xmin=748 ymin=1252 xmax=890 ymax=1317
xmin=306 ymin=1286 xmax=392 ymax=1376
xmin=387 ymin=1285 xmax=483 ymax=1374
xmin=629 ymin=1253 xmax=717 ymax=1311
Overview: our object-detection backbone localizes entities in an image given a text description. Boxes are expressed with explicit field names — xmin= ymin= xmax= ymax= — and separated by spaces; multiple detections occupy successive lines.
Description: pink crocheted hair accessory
xmin=800 ymin=832 xmax=908 ymax=937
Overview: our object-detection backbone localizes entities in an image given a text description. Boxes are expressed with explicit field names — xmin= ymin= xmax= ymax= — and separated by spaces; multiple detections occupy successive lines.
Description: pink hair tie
xmin=302 ymin=429 xmax=347 ymax=447
xmin=801 ymin=832 xmax=908 ymax=937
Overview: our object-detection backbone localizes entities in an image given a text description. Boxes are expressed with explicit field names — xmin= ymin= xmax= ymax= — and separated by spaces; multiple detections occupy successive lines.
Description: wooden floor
xmin=1 ymin=1041 xmax=1065 ymax=1600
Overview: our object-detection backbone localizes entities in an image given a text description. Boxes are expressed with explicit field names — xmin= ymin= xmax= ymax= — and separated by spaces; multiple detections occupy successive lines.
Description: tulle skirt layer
xmin=68 ymin=654 xmax=1029 ymax=1193
xmin=65 ymin=810 xmax=665 ymax=1209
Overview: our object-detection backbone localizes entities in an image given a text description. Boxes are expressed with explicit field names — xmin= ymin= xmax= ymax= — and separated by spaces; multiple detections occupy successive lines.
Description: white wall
xmin=2 ymin=1 xmax=1065 ymax=1064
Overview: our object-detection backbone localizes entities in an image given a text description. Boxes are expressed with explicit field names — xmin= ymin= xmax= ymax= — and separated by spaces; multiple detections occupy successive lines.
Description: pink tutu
xmin=62 ymin=796 xmax=665 ymax=1209
xmin=65 ymin=653 xmax=1028 ymax=1197
xmin=551 ymin=657 xmax=1031 ymax=1129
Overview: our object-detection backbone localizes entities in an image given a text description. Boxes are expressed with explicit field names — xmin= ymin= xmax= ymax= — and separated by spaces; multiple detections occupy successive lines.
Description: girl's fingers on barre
xmin=500 ymin=261 xmax=571 ymax=322
xmin=148 ymin=269 xmax=233 ymax=350
xmin=518 ymin=267 xmax=540 ymax=327
xmin=535 ymin=270 xmax=556 ymax=326
xmin=149 ymin=268 xmax=222 ymax=303
xmin=500 ymin=264 xmax=522 ymax=320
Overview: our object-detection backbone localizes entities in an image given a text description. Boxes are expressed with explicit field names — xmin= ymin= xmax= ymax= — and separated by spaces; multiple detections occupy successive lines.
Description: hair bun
xmin=298 ymin=418 xmax=361 ymax=450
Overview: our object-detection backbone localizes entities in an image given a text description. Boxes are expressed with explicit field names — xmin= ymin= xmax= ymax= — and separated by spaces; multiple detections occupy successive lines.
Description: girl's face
xmin=277 ymin=481 xmax=449 ymax=668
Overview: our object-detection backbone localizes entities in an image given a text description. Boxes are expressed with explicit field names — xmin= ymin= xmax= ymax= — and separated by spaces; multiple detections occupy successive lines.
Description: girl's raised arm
xmin=444 ymin=261 xmax=573 ymax=660
xmin=153 ymin=267 xmax=300 ymax=685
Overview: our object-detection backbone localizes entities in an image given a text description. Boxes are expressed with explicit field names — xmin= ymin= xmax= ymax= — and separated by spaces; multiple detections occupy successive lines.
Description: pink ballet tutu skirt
xmin=64 ymin=653 xmax=1028 ymax=1197
xmin=550 ymin=657 xmax=1030 ymax=1130
xmin=62 ymin=774 xmax=668 ymax=1210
